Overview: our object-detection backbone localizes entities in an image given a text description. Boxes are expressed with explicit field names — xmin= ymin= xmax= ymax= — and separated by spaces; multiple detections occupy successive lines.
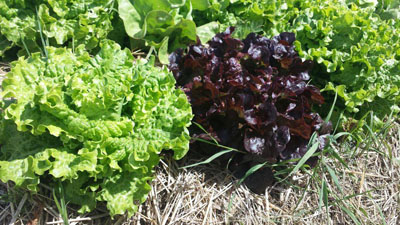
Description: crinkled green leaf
xmin=0 ymin=156 xmax=39 ymax=191
xmin=64 ymin=174 xmax=97 ymax=214
xmin=98 ymin=171 xmax=153 ymax=216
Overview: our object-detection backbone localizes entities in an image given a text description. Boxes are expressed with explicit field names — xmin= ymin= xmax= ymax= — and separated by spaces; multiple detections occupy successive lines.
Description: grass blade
xmin=329 ymin=149 xmax=350 ymax=169
xmin=339 ymin=205 xmax=361 ymax=225
xmin=318 ymin=180 xmax=328 ymax=211
xmin=294 ymin=166 xmax=317 ymax=210
xmin=20 ymin=37 xmax=31 ymax=57
xmin=193 ymin=122 xmax=218 ymax=144
xmin=333 ymin=132 xmax=352 ymax=140
xmin=367 ymin=193 xmax=387 ymax=225
xmin=53 ymin=183 xmax=69 ymax=225
xmin=191 ymin=137 xmax=244 ymax=153
xmin=281 ymin=140 xmax=319 ymax=182
xmin=145 ymin=46 xmax=155 ymax=60
xmin=325 ymin=90 xmax=337 ymax=123
xmin=238 ymin=162 xmax=266 ymax=185
xmin=180 ymin=149 xmax=233 ymax=169
xmin=325 ymin=164 xmax=343 ymax=194
xmin=35 ymin=6 xmax=48 ymax=59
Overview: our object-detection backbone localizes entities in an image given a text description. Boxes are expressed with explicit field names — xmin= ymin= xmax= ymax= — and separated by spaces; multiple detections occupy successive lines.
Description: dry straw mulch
xmin=1 ymin=124 xmax=398 ymax=225
xmin=128 ymin=125 xmax=400 ymax=225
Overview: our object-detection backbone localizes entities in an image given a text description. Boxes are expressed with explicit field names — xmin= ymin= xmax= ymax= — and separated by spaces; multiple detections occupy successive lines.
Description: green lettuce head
xmin=0 ymin=40 xmax=192 ymax=216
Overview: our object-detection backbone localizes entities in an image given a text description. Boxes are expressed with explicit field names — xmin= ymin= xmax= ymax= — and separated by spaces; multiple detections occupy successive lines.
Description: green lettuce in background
xmin=0 ymin=40 xmax=192 ymax=216
xmin=118 ymin=0 xmax=220 ymax=64
xmin=348 ymin=0 xmax=400 ymax=20
xmin=0 ymin=0 xmax=222 ymax=63
xmin=0 ymin=0 xmax=116 ymax=57
xmin=192 ymin=0 xmax=400 ymax=131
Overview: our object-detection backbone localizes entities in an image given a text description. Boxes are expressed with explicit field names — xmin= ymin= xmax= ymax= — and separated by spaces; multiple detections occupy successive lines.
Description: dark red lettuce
xmin=169 ymin=27 xmax=331 ymax=193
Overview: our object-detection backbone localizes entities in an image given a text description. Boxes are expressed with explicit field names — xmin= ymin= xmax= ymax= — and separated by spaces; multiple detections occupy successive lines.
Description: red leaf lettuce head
xmin=169 ymin=27 xmax=331 ymax=192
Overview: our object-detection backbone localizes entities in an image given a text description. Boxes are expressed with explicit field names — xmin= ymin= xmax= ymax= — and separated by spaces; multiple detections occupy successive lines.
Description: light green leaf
xmin=99 ymin=172 xmax=153 ymax=217
xmin=169 ymin=0 xmax=186 ymax=8
xmin=190 ymin=0 xmax=210 ymax=10
xmin=158 ymin=36 xmax=170 ymax=64
xmin=197 ymin=21 xmax=220 ymax=44
xmin=0 ymin=157 xmax=39 ymax=191
xmin=145 ymin=10 xmax=174 ymax=33
xmin=118 ymin=0 xmax=146 ymax=39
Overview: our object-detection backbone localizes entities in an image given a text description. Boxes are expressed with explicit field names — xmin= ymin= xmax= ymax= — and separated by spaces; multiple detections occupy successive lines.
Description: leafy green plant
xmin=0 ymin=0 xmax=117 ymax=57
xmin=118 ymin=0 xmax=220 ymax=64
xmin=0 ymin=40 xmax=192 ymax=216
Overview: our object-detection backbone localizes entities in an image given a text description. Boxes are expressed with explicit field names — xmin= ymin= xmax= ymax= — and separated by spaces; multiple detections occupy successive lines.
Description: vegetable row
xmin=0 ymin=0 xmax=399 ymax=216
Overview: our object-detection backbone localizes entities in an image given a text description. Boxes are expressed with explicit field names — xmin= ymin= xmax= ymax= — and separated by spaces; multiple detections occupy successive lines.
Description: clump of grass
xmin=52 ymin=182 xmax=69 ymax=225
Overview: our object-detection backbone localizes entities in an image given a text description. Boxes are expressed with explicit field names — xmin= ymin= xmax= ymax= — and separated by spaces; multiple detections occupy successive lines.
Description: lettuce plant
xmin=169 ymin=28 xmax=330 ymax=190
xmin=0 ymin=40 xmax=192 ymax=216
xmin=193 ymin=0 xmax=400 ymax=130
xmin=118 ymin=0 xmax=219 ymax=64
xmin=0 ymin=0 xmax=116 ymax=57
